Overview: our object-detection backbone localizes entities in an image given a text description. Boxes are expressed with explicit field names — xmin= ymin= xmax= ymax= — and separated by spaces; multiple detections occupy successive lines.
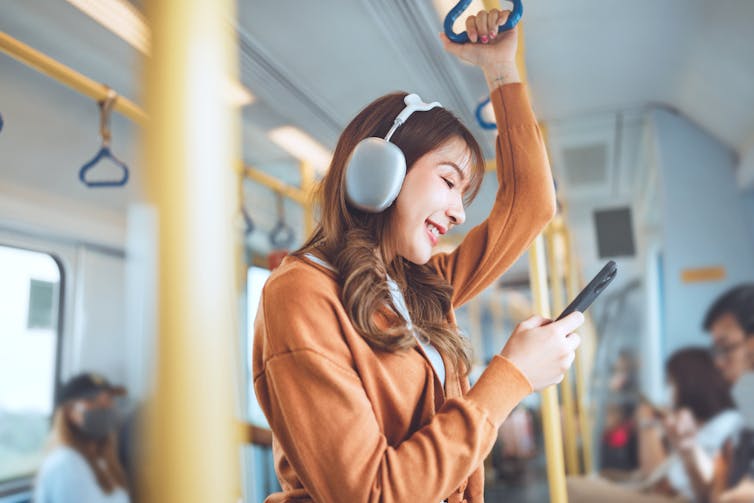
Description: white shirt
xmin=33 ymin=446 xmax=130 ymax=503
xmin=665 ymin=409 xmax=744 ymax=499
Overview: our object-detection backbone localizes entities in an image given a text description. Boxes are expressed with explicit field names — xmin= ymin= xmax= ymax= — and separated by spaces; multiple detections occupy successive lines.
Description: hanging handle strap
xmin=443 ymin=0 xmax=523 ymax=44
xmin=269 ymin=194 xmax=295 ymax=249
xmin=242 ymin=206 xmax=255 ymax=236
xmin=79 ymin=89 xmax=130 ymax=188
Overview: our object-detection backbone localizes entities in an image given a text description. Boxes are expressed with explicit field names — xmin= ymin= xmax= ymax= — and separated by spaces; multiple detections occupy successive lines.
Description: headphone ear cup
xmin=345 ymin=138 xmax=406 ymax=213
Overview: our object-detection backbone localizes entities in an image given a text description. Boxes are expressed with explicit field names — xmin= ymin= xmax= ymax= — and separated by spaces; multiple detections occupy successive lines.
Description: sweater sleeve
xmin=254 ymin=284 xmax=531 ymax=503
xmin=430 ymin=83 xmax=555 ymax=307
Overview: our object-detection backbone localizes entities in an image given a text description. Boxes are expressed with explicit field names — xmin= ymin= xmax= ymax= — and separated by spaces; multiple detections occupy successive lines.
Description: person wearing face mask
xmin=33 ymin=373 xmax=130 ymax=503
xmin=252 ymin=8 xmax=584 ymax=503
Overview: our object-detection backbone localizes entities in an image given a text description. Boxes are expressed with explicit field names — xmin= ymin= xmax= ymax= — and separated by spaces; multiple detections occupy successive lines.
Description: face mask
xmin=80 ymin=407 xmax=118 ymax=439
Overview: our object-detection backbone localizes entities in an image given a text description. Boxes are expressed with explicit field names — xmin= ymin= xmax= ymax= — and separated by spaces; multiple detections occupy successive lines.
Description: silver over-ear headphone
xmin=345 ymin=93 xmax=442 ymax=213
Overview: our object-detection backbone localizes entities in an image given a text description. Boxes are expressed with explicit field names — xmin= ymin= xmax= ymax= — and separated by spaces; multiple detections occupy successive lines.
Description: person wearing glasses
xmin=705 ymin=284 xmax=754 ymax=385
xmin=666 ymin=285 xmax=754 ymax=503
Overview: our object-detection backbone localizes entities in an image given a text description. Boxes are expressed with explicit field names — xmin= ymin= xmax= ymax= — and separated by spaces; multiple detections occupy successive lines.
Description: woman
xmin=637 ymin=348 xmax=743 ymax=500
xmin=568 ymin=348 xmax=742 ymax=503
xmin=34 ymin=373 xmax=130 ymax=503
xmin=253 ymin=8 xmax=584 ymax=503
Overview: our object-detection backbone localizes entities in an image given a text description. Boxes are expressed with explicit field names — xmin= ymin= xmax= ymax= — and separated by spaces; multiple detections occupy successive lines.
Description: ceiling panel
xmin=3 ymin=0 xmax=754 ymax=238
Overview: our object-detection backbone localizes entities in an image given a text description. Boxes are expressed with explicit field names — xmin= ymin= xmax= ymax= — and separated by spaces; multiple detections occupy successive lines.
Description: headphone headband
xmin=384 ymin=93 xmax=443 ymax=142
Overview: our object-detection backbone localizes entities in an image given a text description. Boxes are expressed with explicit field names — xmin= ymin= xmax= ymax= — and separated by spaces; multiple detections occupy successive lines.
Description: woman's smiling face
xmin=387 ymin=136 xmax=472 ymax=265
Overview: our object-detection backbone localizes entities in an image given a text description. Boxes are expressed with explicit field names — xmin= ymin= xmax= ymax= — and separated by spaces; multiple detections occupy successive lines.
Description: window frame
xmin=0 ymin=240 xmax=66 ymax=497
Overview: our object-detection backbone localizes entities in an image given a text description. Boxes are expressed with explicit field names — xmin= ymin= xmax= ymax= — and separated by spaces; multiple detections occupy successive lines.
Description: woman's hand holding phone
xmin=501 ymin=312 xmax=584 ymax=391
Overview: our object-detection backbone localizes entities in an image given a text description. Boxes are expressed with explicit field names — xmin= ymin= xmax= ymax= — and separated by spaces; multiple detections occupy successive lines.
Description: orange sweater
xmin=253 ymin=83 xmax=555 ymax=503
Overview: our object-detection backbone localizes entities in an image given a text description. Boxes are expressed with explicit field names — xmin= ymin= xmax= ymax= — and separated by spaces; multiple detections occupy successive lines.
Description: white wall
xmin=743 ymin=191 xmax=754 ymax=244
xmin=652 ymin=109 xmax=754 ymax=356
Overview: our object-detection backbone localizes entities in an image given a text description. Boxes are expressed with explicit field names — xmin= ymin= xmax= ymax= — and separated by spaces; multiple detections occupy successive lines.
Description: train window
xmin=247 ymin=265 xmax=271 ymax=426
xmin=0 ymin=245 xmax=62 ymax=484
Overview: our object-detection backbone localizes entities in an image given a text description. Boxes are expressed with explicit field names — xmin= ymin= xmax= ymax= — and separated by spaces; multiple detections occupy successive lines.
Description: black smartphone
xmin=555 ymin=260 xmax=617 ymax=321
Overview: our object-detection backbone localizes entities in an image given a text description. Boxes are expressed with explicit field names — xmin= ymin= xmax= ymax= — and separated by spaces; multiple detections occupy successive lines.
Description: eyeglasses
xmin=709 ymin=341 xmax=745 ymax=359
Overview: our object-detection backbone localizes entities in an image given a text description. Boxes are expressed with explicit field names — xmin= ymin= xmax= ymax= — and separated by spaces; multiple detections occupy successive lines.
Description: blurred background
xmin=1 ymin=0 xmax=753 ymax=502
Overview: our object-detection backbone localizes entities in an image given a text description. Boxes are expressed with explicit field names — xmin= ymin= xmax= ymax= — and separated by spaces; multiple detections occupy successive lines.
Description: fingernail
xmin=480 ymin=35 xmax=489 ymax=43
xmin=490 ymin=31 xmax=497 ymax=39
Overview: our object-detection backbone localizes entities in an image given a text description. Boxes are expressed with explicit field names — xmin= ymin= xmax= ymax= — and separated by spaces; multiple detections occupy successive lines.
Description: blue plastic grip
xmin=443 ymin=0 xmax=523 ymax=44
xmin=475 ymin=97 xmax=497 ymax=130
xmin=79 ymin=146 xmax=130 ymax=188
xmin=269 ymin=221 xmax=295 ymax=249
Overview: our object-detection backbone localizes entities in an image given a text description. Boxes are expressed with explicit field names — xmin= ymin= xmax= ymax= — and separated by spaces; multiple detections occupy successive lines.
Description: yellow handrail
xmin=0 ymin=30 xmax=315 ymax=227
xmin=243 ymin=164 xmax=308 ymax=204
xmin=0 ymin=31 xmax=147 ymax=125
xmin=299 ymin=161 xmax=317 ymax=235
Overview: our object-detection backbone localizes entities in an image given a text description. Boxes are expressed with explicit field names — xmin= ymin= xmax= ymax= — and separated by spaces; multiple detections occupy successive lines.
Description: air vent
xmin=561 ymin=143 xmax=608 ymax=186
xmin=593 ymin=207 xmax=636 ymax=258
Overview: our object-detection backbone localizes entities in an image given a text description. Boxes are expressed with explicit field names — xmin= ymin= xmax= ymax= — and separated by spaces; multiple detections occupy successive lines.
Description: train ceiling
xmin=1 ymin=0 xmax=753 ymax=229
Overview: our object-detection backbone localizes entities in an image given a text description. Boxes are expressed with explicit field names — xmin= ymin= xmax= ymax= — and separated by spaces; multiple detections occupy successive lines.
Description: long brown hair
xmin=666 ymin=347 xmax=735 ymax=422
xmin=48 ymin=403 xmax=129 ymax=494
xmin=295 ymin=92 xmax=485 ymax=376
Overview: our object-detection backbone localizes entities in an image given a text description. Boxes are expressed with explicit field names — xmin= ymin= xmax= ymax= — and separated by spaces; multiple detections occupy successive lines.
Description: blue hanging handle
xmin=475 ymin=96 xmax=497 ymax=130
xmin=269 ymin=221 xmax=295 ymax=249
xmin=444 ymin=0 xmax=523 ymax=44
xmin=268 ymin=194 xmax=295 ymax=249
xmin=79 ymin=89 xmax=130 ymax=188
xmin=242 ymin=206 xmax=255 ymax=236
xmin=79 ymin=146 xmax=130 ymax=187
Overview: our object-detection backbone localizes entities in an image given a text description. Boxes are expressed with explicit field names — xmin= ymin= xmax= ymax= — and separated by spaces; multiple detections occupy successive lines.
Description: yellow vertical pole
xmin=564 ymin=228 xmax=595 ymax=474
xmin=142 ymin=0 xmax=240 ymax=502
xmin=299 ymin=161 xmax=316 ymax=236
xmin=478 ymin=0 xmax=569 ymax=497
xmin=529 ymin=231 xmax=568 ymax=503
xmin=547 ymin=218 xmax=580 ymax=475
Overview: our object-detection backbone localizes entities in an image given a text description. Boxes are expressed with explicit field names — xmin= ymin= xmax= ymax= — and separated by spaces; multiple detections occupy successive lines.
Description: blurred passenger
xmin=493 ymin=405 xmax=536 ymax=482
xmin=712 ymin=372 xmax=754 ymax=503
xmin=601 ymin=349 xmax=641 ymax=473
xmin=568 ymin=348 xmax=741 ymax=503
xmin=601 ymin=401 xmax=639 ymax=473
xmin=701 ymin=284 xmax=754 ymax=503
xmin=636 ymin=348 xmax=741 ymax=500
xmin=34 ymin=373 xmax=130 ymax=503
xmin=704 ymin=284 xmax=754 ymax=385
xmin=610 ymin=349 xmax=639 ymax=394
